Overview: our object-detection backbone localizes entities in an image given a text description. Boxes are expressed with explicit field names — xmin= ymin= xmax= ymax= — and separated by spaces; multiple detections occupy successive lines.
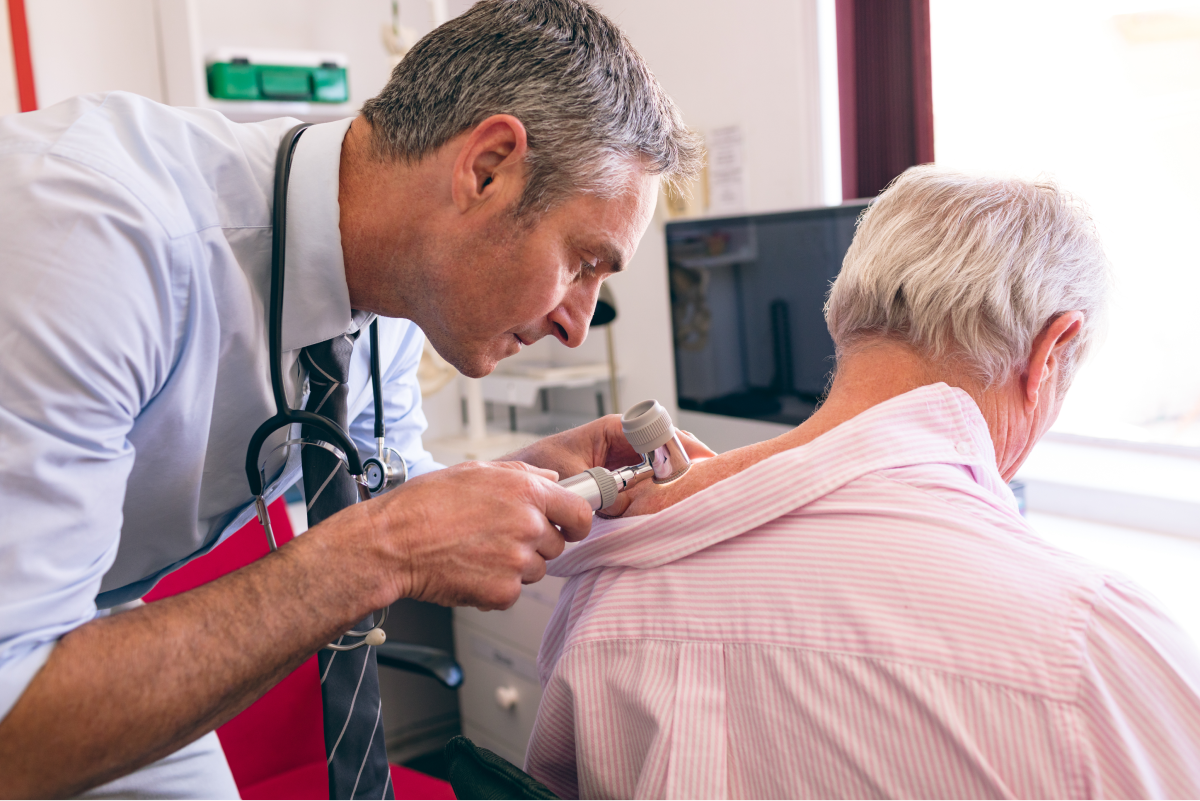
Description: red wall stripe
xmin=6 ymin=0 xmax=37 ymax=111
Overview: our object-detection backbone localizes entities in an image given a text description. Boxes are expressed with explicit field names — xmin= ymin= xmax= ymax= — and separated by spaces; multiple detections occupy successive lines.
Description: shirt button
xmin=956 ymin=441 xmax=973 ymax=455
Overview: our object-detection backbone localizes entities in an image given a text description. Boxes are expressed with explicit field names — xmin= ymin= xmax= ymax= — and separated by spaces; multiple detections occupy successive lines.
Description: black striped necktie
xmin=301 ymin=329 xmax=394 ymax=800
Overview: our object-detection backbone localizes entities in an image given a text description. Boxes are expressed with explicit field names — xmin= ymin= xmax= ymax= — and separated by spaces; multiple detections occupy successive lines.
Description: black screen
xmin=667 ymin=203 xmax=867 ymax=425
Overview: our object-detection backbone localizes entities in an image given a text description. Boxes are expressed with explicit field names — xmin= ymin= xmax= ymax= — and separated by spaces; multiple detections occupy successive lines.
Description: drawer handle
xmin=495 ymin=685 xmax=520 ymax=711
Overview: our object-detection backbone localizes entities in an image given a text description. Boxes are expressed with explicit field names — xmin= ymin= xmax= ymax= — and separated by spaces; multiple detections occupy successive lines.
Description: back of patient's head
xmin=360 ymin=0 xmax=702 ymax=221
xmin=825 ymin=166 xmax=1111 ymax=387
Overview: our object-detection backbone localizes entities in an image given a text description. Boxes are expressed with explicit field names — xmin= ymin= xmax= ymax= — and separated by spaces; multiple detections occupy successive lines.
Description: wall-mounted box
xmin=156 ymin=0 xmax=357 ymax=123
xmin=206 ymin=48 xmax=349 ymax=104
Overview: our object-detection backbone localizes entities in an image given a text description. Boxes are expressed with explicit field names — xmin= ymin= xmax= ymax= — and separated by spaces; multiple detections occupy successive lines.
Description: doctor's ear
xmin=451 ymin=114 xmax=529 ymax=213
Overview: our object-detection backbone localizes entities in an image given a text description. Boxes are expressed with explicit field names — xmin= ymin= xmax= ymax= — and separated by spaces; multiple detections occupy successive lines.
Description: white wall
xmin=600 ymin=0 xmax=825 ymax=215
xmin=193 ymin=0 xmax=408 ymax=110
xmin=1 ymin=1 xmax=19 ymax=114
xmin=21 ymin=0 xmax=463 ymax=111
xmin=576 ymin=0 xmax=828 ymax=434
xmin=931 ymin=1 xmax=1200 ymax=445
xmin=25 ymin=0 xmax=165 ymax=107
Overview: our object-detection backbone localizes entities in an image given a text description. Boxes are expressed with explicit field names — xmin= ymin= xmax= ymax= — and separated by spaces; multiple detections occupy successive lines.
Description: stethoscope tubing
xmin=244 ymin=122 xmax=366 ymax=499
xmin=245 ymin=122 xmax=390 ymax=652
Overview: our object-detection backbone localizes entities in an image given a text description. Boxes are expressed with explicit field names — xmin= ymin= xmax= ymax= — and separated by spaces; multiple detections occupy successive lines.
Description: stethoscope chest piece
xmin=363 ymin=440 xmax=407 ymax=494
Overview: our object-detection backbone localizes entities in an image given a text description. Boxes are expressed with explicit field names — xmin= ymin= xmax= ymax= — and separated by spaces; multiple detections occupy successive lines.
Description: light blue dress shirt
xmin=0 ymin=92 xmax=440 ymax=742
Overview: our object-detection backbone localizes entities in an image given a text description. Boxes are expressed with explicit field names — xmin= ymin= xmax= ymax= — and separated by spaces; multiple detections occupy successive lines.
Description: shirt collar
xmin=549 ymin=383 xmax=1013 ymax=577
xmin=281 ymin=116 xmax=356 ymax=351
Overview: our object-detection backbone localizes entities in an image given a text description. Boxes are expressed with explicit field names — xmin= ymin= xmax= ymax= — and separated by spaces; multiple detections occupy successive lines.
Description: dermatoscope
xmin=558 ymin=399 xmax=693 ymax=511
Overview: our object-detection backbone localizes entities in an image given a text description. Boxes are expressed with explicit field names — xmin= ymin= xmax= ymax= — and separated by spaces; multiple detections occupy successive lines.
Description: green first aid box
xmin=208 ymin=60 xmax=349 ymax=103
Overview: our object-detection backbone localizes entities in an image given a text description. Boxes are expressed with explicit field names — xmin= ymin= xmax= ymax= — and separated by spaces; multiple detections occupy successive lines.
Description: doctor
xmin=0 ymin=0 xmax=701 ymax=796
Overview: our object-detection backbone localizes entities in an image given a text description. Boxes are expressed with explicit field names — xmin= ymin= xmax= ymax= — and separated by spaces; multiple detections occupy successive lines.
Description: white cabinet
xmin=452 ymin=575 xmax=566 ymax=766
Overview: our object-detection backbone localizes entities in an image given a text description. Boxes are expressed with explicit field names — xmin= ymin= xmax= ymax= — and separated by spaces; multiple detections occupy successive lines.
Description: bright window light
xmin=931 ymin=0 xmax=1200 ymax=448
xmin=817 ymin=0 xmax=843 ymax=207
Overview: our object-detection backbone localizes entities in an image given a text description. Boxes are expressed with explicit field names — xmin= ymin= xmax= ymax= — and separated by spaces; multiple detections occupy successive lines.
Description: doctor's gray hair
xmin=825 ymin=166 xmax=1111 ymax=387
xmin=360 ymin=0 xmax=701 ymax=221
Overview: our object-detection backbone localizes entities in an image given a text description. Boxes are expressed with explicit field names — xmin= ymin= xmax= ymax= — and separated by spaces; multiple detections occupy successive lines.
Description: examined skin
xmin=0 ymin=114 xmax=702 ymax=798
xmin=606 ymin=316 xmax=1083 ymax=519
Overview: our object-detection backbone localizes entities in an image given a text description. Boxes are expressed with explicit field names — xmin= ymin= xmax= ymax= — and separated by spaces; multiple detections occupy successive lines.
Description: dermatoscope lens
xmin=621 ymin=400 xmax=691 ymax=484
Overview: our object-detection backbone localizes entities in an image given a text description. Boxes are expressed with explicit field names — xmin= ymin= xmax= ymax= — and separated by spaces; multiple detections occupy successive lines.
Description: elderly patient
xmin=525 ymin=167 xmax=1200 ymax=798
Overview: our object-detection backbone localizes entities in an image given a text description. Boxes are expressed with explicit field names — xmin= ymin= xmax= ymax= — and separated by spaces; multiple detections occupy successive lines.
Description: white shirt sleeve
xmin=0 ymin=144 xmax=175 ymax=722
xmin=347 ymin=317 xmax=441 ymax=481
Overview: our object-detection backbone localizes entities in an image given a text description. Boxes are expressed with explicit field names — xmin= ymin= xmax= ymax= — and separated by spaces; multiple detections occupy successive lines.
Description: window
xmin=931 ymin=1 xmax=1200 ymax=449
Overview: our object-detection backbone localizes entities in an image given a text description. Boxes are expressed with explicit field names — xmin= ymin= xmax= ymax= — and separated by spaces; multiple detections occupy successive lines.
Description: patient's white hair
xmin=825 ymin=165 xmax=1111 ymax=386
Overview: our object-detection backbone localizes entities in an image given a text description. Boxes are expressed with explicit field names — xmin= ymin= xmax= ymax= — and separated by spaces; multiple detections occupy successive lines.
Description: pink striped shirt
xmin=526 ymin=384 xmax=1200 ymax=799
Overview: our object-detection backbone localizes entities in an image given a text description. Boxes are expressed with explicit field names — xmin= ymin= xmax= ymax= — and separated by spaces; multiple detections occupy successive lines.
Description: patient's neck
xmin=610 ymin=340 xmax=981 ymax=518
xmin=785 ymin=340 xmax=959 ymax=450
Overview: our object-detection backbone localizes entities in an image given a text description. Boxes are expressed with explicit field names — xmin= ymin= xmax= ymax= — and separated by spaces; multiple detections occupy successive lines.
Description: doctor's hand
xmin=499 ymin=414 xmax=716 ymax=482
xmin=363 ymin=460 xmax=592 ymax=611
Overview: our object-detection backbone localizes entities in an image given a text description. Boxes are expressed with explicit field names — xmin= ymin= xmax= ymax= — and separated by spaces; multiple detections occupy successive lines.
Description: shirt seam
xmin=41 ymin=148 xmax=280 ymax=246
xmin=829 ymin=470 xmax=1097 ymax=712
xmin=44 ymin=150 xmax=204 ymax=406
xmin=44 ymin=146 xmax=219 ymax=245
xmin=557 ymin=635 xmax=1078 ymax=703
xmin=1072 ymin=574 xmax=1107 ymax=697
xmin=0 ymin=140 xmax=183 ymax=241
xmin=1062 ymin=692 xmax=1094 ymax=799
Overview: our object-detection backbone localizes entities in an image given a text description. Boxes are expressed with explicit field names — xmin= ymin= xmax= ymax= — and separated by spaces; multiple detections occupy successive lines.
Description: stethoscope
xmin=244 ymin=123 xmax=407 ymax=651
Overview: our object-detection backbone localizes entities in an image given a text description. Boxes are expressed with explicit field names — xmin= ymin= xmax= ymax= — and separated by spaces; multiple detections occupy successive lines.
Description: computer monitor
xmin=666 ymin=202 xmax=868 ymax=426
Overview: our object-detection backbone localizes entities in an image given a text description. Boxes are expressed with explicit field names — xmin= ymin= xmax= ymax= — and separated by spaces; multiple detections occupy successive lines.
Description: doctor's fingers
xmin=677 ymin=429 xmax=717 ymax=459
xmin=533 ymin=516 xmax=567 ymax=563
xmin=483 ymin=461 xmax=590 ymax=541
xmin=539 ymin=479 xmax=593 ymax=542
xmin=521 ymin=552 xmax=549 ymax=585
xmin=493 ymin=459 xmax=560 ymax=483
xmin=504 ymin=500 xmax=567 ymax=581
xmin=599 ymin=414 xmax=642 ymax=469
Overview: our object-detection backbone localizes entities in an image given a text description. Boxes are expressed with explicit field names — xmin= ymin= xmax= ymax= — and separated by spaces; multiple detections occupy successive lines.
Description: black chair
xmin=376 ymin=641 xmax=463 ymax=689
xmin=443 ymin=735 xmax=559 ymax=800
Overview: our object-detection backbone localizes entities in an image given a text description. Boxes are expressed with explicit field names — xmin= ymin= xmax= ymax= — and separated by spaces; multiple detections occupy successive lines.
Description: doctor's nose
xmin=548 ymin=283 xmax=601 ymax=348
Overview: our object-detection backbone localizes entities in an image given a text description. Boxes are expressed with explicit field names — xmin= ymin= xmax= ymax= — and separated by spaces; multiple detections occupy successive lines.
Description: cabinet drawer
xmin=454 ymin=626 xmax=546 ymax=761
xmin=455 ymin=574 xmax=566 ymax=654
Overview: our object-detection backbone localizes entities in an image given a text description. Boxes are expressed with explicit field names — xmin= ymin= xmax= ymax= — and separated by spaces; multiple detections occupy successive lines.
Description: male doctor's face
xmin=420 ymin=171 xmax=659 ymax=378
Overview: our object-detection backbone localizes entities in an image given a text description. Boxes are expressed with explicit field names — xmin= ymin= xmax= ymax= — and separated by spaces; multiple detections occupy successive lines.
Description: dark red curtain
xmin=837 ymin=0 xmax=933 ymax=200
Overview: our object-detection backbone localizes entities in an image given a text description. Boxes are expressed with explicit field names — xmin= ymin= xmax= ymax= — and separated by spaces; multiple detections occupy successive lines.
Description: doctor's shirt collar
xmin=280 ymin=116 xmax=358 ymax=352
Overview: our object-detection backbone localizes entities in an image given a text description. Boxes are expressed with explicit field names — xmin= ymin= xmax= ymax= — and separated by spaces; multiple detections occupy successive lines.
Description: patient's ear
xmin=1023 ymin=311 xmax=1084 ymax=411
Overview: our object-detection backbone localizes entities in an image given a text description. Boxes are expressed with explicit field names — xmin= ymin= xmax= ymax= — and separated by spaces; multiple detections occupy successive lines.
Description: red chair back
xmin=144 ymin=500 xmax=454 ymax=800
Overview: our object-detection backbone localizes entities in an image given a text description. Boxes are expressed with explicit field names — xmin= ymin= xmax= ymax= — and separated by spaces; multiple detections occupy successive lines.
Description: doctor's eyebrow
xmin=579 ymin=240 xmax=626 ymax=274
xmin=604 ymin=246 xmax=626 ymax=273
